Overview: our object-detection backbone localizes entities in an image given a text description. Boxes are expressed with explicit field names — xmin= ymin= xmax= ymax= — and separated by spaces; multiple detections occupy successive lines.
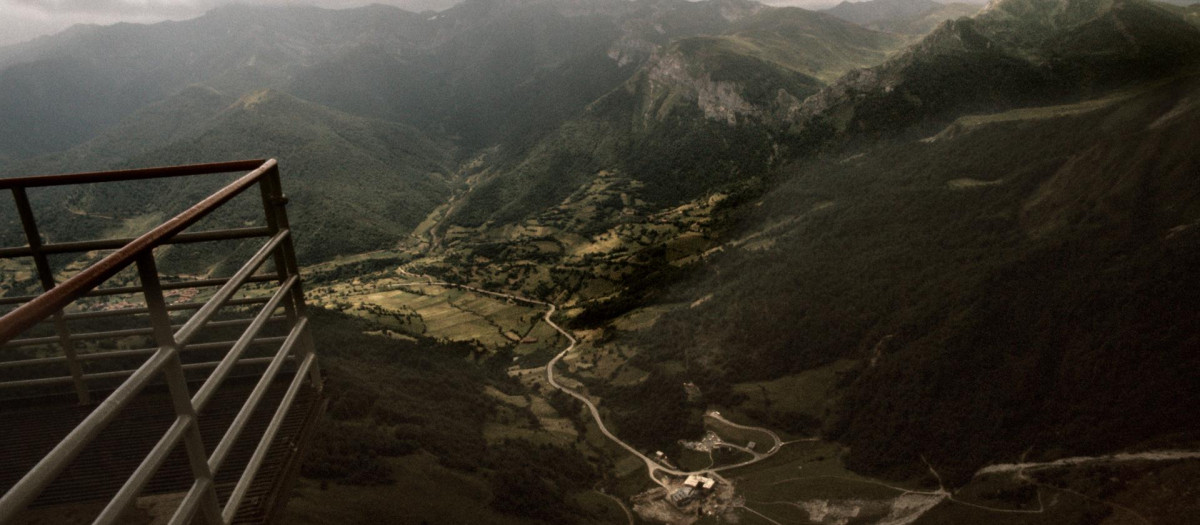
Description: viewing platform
xmin=0 ymin=160 xmax=324 ymax=524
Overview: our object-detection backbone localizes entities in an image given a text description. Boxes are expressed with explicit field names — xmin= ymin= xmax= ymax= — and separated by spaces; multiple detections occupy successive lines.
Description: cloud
xmin=10 ymin=1 xmax=214 ymax=17
xmin=7 ymin=0 xmax=387 ymax=17
xmin=0 ymin=0 xmax=439 ymax=47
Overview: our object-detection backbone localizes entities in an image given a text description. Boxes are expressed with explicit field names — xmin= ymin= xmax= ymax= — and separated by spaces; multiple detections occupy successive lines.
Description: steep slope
xmin=290 ymin=0 xmax=774 ymax=152
xmin=0 ymin=0 xmax=784 ymax=166
xmin=875 ymin=2 xmax=984 ymax=34
xmin=447 ymin=6 xmax=904 ymax=228
xmin=825 ymin=0 xmax=944 ymax=26
xmin=800 ymin=0 xmax=1200 ymax=141
xmin=523 ymin=0 xmax=1200 ymax=487
xmin=624 ymin=74 xmax=1200 ymax=483
xmin=825 ymin=0 xmax=983 ymax=35
xmin=0 ymin=4 xmax=434 ymax=161
xmin=290 ymin=1 xmax=630 ymax=151
xmin=1 ymin=87 xmax=455 ymax=265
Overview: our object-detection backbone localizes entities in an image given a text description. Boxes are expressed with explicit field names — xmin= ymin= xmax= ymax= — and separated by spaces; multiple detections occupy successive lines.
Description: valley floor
xmin=292 ymin=259 xmax=1200 ymax=525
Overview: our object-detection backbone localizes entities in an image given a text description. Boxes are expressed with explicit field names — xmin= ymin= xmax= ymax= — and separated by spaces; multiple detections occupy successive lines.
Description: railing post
xmin=135 ymin=252 xmax=224 ymax=525
xmin=11 ymin=187 xmax=90 ymax=404
xmin=259 ymin=166 xmax=321 ymax=388
xmin=257 ymin=178 xmax=298 ymax=325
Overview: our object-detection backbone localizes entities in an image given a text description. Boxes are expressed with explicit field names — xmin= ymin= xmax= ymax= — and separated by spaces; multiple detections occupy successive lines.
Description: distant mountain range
xmin=0 ymin=0 xmax=796 ymax=259
xmin=0 ymin=85 xmax=455 ymax=264
xmin=447 ymin=6 xmax=906 ymax=227
xmin=0 ymin=0 xmax=908 ymax=259
xmin=824 ymin=0 xmax=983 ymax=34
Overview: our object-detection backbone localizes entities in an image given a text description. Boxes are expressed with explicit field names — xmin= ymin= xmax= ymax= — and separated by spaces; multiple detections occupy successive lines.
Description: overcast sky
xmin=0 ymin=0 xmax=843 ymax=48
xmin=0 ymin=1 xmax=453 ymax=46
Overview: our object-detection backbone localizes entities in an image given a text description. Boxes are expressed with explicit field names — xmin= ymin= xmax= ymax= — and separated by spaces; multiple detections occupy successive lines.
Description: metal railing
xmin=0 ymin=159 xmax=322 ymax=524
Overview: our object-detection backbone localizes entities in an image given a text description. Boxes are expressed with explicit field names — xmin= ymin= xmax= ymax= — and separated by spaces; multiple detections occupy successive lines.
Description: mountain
xmin=446 ymin=0 xmax=1200 ymax=236
xmin=0 ymin=0 xmax=794 ymax=165
xmin=568 ymin=0 xmax=1200 ymax=484
xmin=799 ymin=0 xmax=1200 ymax=142
xmin=626 ymin=73 xmax=1200 ymax=482
xmin=0 ymin=86 xmax=455 ymax=265
xmin=1163 ymin=0 xmax=1200 ymax=22
xmin=289 ymin=0 xmax=783 ymax=151
xmin=825 ymin=0 xmax=944 ymax=26
xmin=880 ymin=2 xmax=985 ymax=34
xmin=446 ymin=6 xmax=905 ymax=228
xmin=2 ymin=0 xmax=844 ymax=264
xmin=825 ymin=0 xmax=983 ymax=35
xmin=0 ymin=4 xmax=436 ymax=162
xmin=287 ymin=0 xmax=633 ymax=150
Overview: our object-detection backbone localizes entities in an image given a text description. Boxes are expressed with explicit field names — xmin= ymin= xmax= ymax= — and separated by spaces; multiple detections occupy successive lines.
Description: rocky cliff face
xmin=646 ymin=50 xmax=765 ymax=124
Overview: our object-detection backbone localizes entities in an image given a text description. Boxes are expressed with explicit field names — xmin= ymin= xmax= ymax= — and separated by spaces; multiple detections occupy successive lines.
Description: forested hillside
xmin=448 ymin=7 xmax=905 ymax=226
xmin=631 ymin=75 xmax=1200 ymax=482
xmin=0 ymin=87 xmax=456 ymax=264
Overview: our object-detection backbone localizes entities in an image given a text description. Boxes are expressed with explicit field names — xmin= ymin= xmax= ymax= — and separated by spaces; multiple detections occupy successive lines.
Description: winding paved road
xmin=383 ymin=268 xmax=1189 ymax=524
xmin=394 ymin=268 xmax=785 ymax=487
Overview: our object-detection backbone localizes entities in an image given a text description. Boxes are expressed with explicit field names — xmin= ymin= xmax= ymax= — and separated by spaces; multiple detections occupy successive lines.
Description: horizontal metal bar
xmin=1 ymin=227 xmax=272 ymax=261
xmin=0 ymin=160 xmax=276 ymax=345
xmin=23 ymin=227 xmax=274 ymax=257
xmin=209 ymin=317 xmax=307 ymax=474
xmin=223 ymin=352 xmax=315 ymax=522
xmin=191 ymin=276 xmax=296 ymax=413
xmin=0 ymin=336 xmax=288 ymax=370
xmin=0 ymin=246 xmax=30 ymax=258
xmin=0 ymin=375 xmax=83 ymax=389
xmin=0 ymin=367 xmax=160 ymax=389
xmin=167 ymin=296 xmax=272 ymax=313
xmin=2 ymin=335 xmax=58 ymax=348
xmin=79 ymin=336 xmax=287 ymax=361
xmin=0 ymin=354 xmax=293 ymax=389
xmin=0 ymin=347 xmax=172 ymax=522
xmin=71 ymin=327 xmax=154 ymax=341
xmin=0 ymin=275 xmax=279 ymax=308
xmin=88 ymin=275 xmax=279 ymax=298
xmin=12 ymin=299 xmax=278 ymax=328
xmin=174 ymin=230 xmax=289 ymax=346
xmin=0 ymin=159 xmax=268 ymax=190
xmin=78 ymin=348 xmax=156 ymax=362
xmin=205 ymin=315 xmax=286 ymax=330
xmin=4 ymin=304 xmax=279 ymax=348
xmin=0 ymin=354 xmax=67 ymax=369
xmin=55 ymin=307 xmax=153 ymax=322
xmin=181 ymin=356 xmax=280 ymax=371
xmin=0 ymin=295 xmax=38 ymax=307
xmin=185 ymin=336 xmax=287 ymax=352
xmin=95 ymin=415 xmax=193 ymax=524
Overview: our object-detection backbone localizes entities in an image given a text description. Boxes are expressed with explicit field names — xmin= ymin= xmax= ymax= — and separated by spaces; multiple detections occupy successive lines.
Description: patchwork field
xmin=315 ymin=280 xmax=543 ymax=351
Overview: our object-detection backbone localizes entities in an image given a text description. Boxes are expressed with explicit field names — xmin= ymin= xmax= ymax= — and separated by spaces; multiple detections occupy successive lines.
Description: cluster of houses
xmin=668 ymin=474 xmax=716 ymax=506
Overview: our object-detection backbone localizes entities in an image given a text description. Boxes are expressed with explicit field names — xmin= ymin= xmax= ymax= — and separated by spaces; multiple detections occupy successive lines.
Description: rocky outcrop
xmin=646 ymin=51 xmax=759 ymax=124
xmin=644 ymin=47 xmax=808 ymax=126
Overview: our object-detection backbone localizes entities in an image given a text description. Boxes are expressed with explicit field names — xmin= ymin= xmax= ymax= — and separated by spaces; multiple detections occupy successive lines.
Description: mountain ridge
xmin=796 ymin=0 xmax=1200 ymax=144
xmin=0 ymin=85 xmax=456 ymax=264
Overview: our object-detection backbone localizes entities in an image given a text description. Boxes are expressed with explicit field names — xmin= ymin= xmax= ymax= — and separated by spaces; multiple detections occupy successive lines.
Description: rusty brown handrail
xmin=0 ymin=159 xmax=267 ymax=190
xmin=0 ymin=158 xmax=322 ymax=525
xmin=0 ymin=159 xmax=276 ymax=344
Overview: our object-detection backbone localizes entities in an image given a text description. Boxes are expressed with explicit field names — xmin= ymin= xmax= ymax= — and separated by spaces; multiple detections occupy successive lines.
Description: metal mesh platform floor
xmin=0 ymin=376 xmax=322 ymax=524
